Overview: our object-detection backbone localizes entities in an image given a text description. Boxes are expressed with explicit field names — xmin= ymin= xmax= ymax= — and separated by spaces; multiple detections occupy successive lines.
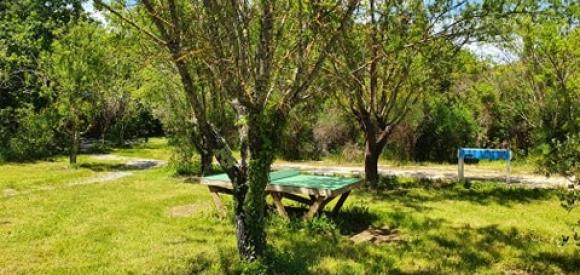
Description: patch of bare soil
xmin=2 ymin=188 xmax=18 ymax=197
xmin=350 ymin=225 xmax=403 ymax=244
xmin=90 ymin=154 xmax=130 ymax=161
xmin=70 ymin=171 xmax=134 ymax=186
xmin=125 ymin=160 xmax=165 ymax=169
xmin=167 ymin=203 xmax=205 ymax=218
xmin=68 ymin=155 xmax=166 ymax=186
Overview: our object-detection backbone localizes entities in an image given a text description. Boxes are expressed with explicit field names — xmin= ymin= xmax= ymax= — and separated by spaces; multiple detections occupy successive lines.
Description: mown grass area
xmin=111 ymin=138 xmax=174 ymax=161
xmin=1 ymin=141 xmax=578 ymax=274
xmin=0 ymin=154 xmax=130 ymax=192
xmin=303 ymin=155 xmax=537 ymax=174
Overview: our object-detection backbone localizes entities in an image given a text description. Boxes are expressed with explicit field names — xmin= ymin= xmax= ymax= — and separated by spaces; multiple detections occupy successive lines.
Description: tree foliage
xmin=0 ymin=0 xmax=84 ymax=160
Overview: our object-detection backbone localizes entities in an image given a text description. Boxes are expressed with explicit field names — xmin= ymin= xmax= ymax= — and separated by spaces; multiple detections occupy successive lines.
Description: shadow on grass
xmin=259 ymin=213 xmax=577 ymax=274
xmin=362 ymin=176 xmax=557 ymax=210
xmin=244 ymin=177 xmax=571 ymax=274
xmin=78 ymin=163 xmax=133 ymax=172
xmin=440 ymin=185 xmax=555 ymax=206
xmin=532 ymin=251 xmax=580 ymax=273
xmin=79 ymin=160 xmax=160 ymax=172
xmin=265 ymin=202 xmax=379 ymax=236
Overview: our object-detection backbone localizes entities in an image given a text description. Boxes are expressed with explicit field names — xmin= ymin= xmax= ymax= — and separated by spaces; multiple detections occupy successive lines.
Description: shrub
xmin=339 ymin=142 xmax=365 ymax=163
xmin=4 ymin=107 xmax=61 ymax=161
xmin=279 ymin=109 xmax=320 ymax=160
xmin=313 ymin=107 xmax=358 ymax=154
xmin=169 ymin=135 xmax=197 ymax=176
xmin=414 ymin=102 xmax=479 ymax=162
xmin=383 ymin=122 xmax=416 ymax=161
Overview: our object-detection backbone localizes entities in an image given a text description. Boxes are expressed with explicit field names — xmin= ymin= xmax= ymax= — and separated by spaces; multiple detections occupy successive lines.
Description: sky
xmin=465 ymin=42 xmax=519 ymax=64
xmin=82 ymin=0 xmax=106 ymax=23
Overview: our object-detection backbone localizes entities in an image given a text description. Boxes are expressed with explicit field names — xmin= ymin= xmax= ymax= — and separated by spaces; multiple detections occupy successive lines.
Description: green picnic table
xmin=201 ymin=169 xmax=362 ymax=219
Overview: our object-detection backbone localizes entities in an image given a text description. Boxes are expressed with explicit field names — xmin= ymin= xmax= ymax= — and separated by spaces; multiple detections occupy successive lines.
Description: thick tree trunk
xmin=233 ymin=114 xmax=275 ymax=260
xmin=362 ymin=122 xmax=392 ymax=188
xmin=364 ymin=142 xmax=380 ymax=187
xmin=234 ymin=159 xmax=269 ymax=260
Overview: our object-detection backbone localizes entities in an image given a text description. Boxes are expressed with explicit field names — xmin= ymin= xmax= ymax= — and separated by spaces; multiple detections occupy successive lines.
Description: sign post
xmin=457 ymin=148 xmax=512 ymax=183
xmin=458 ymin=157 xmax=465 ymax=182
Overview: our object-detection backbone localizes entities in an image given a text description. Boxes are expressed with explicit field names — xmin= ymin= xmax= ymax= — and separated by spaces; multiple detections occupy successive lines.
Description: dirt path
xmin=70 ymin=154 xmax=166 ymax=185
xmin=3 ymin=155 xmax=166 ymax=197
xmin=273 ymin=162 xmax=570 ymax=188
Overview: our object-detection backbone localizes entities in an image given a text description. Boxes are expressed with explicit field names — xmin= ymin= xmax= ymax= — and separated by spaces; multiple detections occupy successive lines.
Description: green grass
xmin=112 ymin=137 xmax=173 ymax=161
xmin=0 ymin=158 xmax=93 ymax=191
xmin=1 ymin=141 xmax=578 ymax=274
xmin=301 ymin=156 xmax=537 ymax=174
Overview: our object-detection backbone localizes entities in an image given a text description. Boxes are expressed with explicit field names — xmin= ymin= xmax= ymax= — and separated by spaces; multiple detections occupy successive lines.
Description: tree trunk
xmin=69 ymin=130 xmax=79 ymax=166
xmin=200 ymin=148 xmax=213 ymax=176
xmin=100 ymin=131 xmax=106 ymax=146
xmin=362 ymin=124 xmax=391 ymax=188
xmin=234 ymin=159 xmax=269 ymax=260
xmin=233 ymin=114 xmax=275 ymax=260
xmin=364 ymin=141 xmax=380 ymax=187
xmin=119 ymin=124 xmax=125 ymax=146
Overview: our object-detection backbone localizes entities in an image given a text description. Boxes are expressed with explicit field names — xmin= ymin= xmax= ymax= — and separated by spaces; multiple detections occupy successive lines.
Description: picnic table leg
xmin=317 ymin=196 xmax=338 ymax=214
xmin=271 ymin=193 xmax=289 ymax=220
xmin=304 ymin=196 xmax=325 ymax=220
xmin=208 ymin=186 xmax=226 ymax=218
xmin=458 ymin=157 xmax=465 ymax=182
xmin=332 ymin=191 xmax=351 ymax=216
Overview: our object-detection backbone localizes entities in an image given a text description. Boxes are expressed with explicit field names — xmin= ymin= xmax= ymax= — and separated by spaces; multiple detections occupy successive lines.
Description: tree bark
xmin=233 ymin=114 xmax=275 ymax=260
xmin=362 ymin=122 xmax=392 ymax=188
xmin=200 ymin=148 xmax=213 ymax=176
xmin=364 ymin=141 xmax=380 ymax=187
xmin=69 ymin=130 xmax=79 ymax=166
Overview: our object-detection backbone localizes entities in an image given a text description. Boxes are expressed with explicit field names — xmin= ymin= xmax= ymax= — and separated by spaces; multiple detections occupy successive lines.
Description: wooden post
xmin=458 ymin=157 xmax=465 ymax=182
xmin=506 ymin=151 xmax=511 ymax=184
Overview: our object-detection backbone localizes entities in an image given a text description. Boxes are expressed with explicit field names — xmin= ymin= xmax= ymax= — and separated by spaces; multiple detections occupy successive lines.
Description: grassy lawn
xmin=1 ymin=142 xmax=578 ymax=274
xmin=111 ymin=138 xmax=174 ymax=161
xmin=290 ymin=156 xmax=537 ymax=174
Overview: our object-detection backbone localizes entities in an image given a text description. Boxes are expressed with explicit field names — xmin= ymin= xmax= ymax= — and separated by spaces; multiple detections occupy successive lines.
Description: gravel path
xmin=273 ymin=162 xmax=570 ymax=188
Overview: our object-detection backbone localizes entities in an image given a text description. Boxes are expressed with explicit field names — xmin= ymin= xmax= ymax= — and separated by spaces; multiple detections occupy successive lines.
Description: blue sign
xmin=458 ymin=148 xmax=511 ymax=161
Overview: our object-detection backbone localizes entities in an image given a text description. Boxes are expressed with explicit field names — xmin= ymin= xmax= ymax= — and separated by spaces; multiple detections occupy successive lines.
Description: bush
xmin=3 ymin=107 xmax=61 ymax=161
xmin=313 ymin=108 xmax=358 ymax=155
xmin=169 ymin=135 xmax=197 ymax=176
xmin=414 ymin=102 xmax=479 ymax=162
xmin=279 ymin=109 xmax=320 ymax=160
xmin=338 ymin=142 xmax=365 ymax=163
xmin=383 ymin=122 xmax=416 ymax=161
